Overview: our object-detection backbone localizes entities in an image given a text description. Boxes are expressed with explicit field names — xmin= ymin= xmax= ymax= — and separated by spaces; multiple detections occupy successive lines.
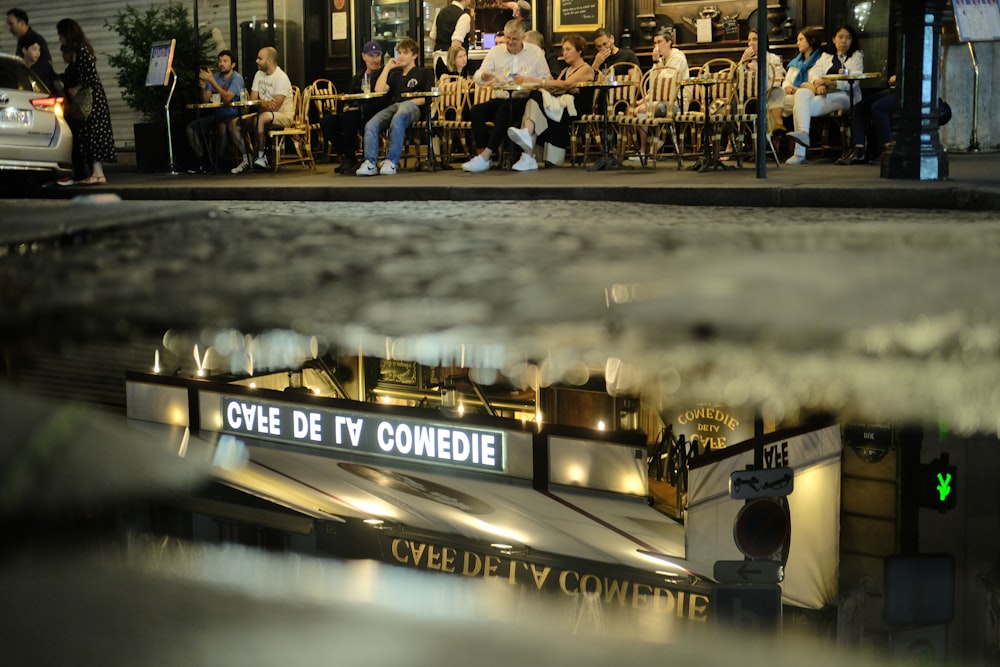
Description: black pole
xmin=755 ymin=0 xmax=768 ymax=178
xmin=882 ymin=0 xmax=949 ymax=180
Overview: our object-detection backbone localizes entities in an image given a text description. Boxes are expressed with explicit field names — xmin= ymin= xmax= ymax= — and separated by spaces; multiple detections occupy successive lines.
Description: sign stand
xmin=163 ymin=68 xmax=180 ymax=175
xmin=145 ymin=39 xmax=179 ymax=175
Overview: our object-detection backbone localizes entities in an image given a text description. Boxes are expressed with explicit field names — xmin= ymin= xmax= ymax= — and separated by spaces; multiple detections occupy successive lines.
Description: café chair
xmin=434 ymin=75 xmax=472 ymax=164
xmin=674 ymin=58 xmax=735 ymax=159
xmin=268 ymin=86 xmax=316 ymax=172
xmin=307 ymin=78 xmax=338 ymax=159
xmin=714 ymin=64 xmax=781 ymax=167
xmin=618 ymin=68 xmax=683 ymax=169
xmin=571 ymin=62 xmax=641 ymax=167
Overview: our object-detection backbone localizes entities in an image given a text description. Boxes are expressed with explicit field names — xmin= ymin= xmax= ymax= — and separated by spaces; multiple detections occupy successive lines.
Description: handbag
xmin=66 ymin=86 xmax=93 ymax=120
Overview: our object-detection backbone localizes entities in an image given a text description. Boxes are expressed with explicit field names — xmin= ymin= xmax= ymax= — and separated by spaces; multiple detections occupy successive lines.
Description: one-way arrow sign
xmin=730 ymin=466 xmax=794 ymax=499
xmin=713 ymin=560 xmax=785 ymax=584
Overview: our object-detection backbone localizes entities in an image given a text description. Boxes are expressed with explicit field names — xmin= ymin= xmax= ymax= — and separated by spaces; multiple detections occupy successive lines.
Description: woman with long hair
xmin=780 ymin=24 xmax=863 ymax=165
xmin=436 ymin=43 xmax=474 ymax=81
xmin=56 ymin=18 xmax=116 ymax=185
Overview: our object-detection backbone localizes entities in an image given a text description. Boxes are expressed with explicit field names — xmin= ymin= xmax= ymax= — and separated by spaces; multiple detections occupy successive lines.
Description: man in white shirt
xmin=430 ymin=0 xmax=473 ymax=72
xmin=238 ymin=46 xmax=294 ymax=171
xmin=462 ymin=19 xmax=550 ymax=172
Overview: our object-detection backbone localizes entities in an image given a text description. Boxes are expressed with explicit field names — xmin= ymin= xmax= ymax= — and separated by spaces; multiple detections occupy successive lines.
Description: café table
xmin=493 ymin=82 xmax=541 ymax=169
xmin=576 ymin=79 xmax=632 ymax=171
xmin=821 ymin=72 xmax=882 ymax=146
xmin=401 ymin=89 xmax=444 ymax=171
xmin=679 ymin=77 xmax=732 ymax=173
xmin=184 ymin=99 xmax=259 ymax=170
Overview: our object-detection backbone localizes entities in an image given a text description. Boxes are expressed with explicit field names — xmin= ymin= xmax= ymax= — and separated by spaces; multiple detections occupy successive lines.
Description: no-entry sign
xmin=733 ymin=498 xmax=789 ymax=559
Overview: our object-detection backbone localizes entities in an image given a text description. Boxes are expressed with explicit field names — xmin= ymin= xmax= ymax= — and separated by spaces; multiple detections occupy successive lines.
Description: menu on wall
xmin=554 ymin=0 xmax=603 ymax=31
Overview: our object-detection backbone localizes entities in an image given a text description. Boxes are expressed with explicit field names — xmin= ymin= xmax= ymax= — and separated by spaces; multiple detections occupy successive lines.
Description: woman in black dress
xmin=56 ymin=18 xmax=116 ymax=185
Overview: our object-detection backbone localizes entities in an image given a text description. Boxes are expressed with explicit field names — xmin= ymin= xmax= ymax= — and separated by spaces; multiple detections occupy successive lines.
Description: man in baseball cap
xmin=320 ymin=40 xmax=390 ymax=173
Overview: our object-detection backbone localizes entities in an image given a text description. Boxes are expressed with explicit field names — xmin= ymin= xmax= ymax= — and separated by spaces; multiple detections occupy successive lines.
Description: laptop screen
xmin=482 ymin=33 xmax=496 ymax=49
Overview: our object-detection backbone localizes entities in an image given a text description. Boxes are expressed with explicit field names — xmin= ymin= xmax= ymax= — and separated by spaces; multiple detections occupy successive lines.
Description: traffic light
xmin=918 ymin=453 xmax=956 ymax=511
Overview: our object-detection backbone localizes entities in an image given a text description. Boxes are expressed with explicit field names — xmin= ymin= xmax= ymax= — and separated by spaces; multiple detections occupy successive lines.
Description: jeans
xmin=363 ymin=101 xmax=421 ymax=165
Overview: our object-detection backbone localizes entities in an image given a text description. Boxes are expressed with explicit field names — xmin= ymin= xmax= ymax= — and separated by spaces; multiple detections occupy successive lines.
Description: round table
xmin=821 ymin=72 xmax=882 ymax=146
xmin=183 ymin=100 xmax=260 ymax=170
xmin=321 ymin=91 xmax=388 ymax=102
xmin=401 ymin=90 xmax=444 ymax=172
xmin=679 ymin=77 xmax=732 ymax=173
xmin=576 ymin=80 xmax=632 ymax=171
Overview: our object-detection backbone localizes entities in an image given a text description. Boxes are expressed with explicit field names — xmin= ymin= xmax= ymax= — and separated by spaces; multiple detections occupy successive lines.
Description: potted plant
xmin=106 ymin=2 xmax=211 ymax=172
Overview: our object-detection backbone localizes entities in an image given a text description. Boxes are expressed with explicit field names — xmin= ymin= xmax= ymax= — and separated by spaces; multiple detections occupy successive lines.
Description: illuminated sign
xmin=222 ymin=397 xmax=505 ymax=472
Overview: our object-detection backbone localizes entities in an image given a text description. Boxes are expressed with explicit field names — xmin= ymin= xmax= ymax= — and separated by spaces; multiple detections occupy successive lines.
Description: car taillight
xmin=31 ymin=96 xmax=65 ymax=116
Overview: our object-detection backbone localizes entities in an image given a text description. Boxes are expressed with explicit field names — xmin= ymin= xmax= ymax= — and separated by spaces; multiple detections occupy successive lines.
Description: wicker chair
xmin=268 ymin=85 xmax=316 ymax=171
xmin=618 ymin=68 xmax=683 ymax=169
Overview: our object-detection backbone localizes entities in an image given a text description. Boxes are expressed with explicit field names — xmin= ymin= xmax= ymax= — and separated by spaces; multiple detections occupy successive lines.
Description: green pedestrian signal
xmin=919 ymin=454 xmax=956 ymax=511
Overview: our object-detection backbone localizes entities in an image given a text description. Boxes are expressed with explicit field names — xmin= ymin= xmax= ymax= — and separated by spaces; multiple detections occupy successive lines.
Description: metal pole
xmin=756 ymin=0 xmax=767 ymax=178
xmin=967 ymin=41 xmax=980 ymax=152
xmin=164 ymin=68 xmax=180 ymax=175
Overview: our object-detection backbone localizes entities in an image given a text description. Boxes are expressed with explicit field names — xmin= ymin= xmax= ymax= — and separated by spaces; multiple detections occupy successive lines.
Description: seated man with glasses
xmin=461 ymin=19 xmax=551 ymax=173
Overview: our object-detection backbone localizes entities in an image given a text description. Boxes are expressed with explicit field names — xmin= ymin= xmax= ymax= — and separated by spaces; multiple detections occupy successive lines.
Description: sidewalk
xmin=39 ymin=148 xmax=1000 ymax=210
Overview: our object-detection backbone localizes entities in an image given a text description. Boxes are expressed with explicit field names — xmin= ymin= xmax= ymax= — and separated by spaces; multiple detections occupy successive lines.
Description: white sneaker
xmin=253 ymin=154 xmax=270 ymax=169
xmin=462 ymin=154 xmax=491 ymax=173
xmin=511 ymin=153 xmax=538 ymax=172
xmin=787 ymin=131 xmax=810 ymax=148
xmin=507 ymin=127 xmax=534 ymax=152
xmin=355 ymin=159 xmax=378 ymax=176
xmin=785 ymin=154 xmax=807 ymax=165
xmin=379 ymin=160 xmax=397 ymax=175
xmin=231 ymin=157 xmax=251 ymax=174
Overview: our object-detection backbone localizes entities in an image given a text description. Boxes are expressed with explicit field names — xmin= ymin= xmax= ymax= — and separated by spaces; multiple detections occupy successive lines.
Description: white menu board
xmin=954 ymin=0 xmax=1000 ymax=42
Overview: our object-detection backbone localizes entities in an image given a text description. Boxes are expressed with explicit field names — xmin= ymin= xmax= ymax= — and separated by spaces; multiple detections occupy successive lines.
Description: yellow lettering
xmin=652 ymin=587 xmax=676 ymax=613
xmin=390 ymin=538 xmax=409 ymax=564
xmin=559 ymin=570 xmax=580 ymax=596
xmin=441 ymin=547 xmax=456 ymax=573
xmin=426 ymin=544 xmax=442 ymax=570
xmin=410 ymin=541 xmax=427 ymax=567
xmin=484 ymin=555 xmax=500 ymax=578
xmin=603 ymin=578 xmax=629 ymax=604
xmin=688 ymin=593 xmax=710 ymax=622
xmin=463 ymin=551 xmax=482 ymax=576
xmin=676 ymin=591 xmax=685 ymax=618
xmin=529 ymin=564 xmax=551 ymax=590
xmin=579 ymin=574 xmax=601 ymax=595
xmin=632 ymin=582 xmax=652 ymax=609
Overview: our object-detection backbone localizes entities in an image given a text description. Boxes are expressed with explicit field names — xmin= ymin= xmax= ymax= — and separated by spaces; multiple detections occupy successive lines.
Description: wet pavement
xmin=3 ymin=189 xmax=1000 ymax=432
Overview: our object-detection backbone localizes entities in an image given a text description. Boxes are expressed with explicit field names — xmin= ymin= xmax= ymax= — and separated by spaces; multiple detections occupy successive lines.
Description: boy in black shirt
xmin=356 ymin=38 xmax=434 ymax=176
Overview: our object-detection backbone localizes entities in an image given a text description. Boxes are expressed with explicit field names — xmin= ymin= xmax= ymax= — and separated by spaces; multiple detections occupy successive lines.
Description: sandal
xmin=79 ymin=176 xmax=107 ymax=185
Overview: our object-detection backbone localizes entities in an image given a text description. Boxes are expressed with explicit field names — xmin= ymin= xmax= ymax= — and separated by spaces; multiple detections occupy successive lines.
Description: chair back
xmin=643 ymin=69 xmax=679 ymax=117
xmin=472 ymin=83 xmax=495 ymax=105
xmin=605 ymin=62 xmax=642 ymax=115
xmin=436 ymin=75 xmax=468 ymax=121
xmin=308 ymin=78 xmax=337 ymax=117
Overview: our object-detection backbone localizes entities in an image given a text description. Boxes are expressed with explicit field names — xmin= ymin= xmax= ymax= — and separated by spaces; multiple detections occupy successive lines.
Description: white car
xmin=0 ymin=54 xmax=73 ymax=190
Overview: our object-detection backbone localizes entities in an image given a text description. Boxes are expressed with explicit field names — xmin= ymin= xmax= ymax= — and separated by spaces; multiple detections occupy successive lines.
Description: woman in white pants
xmin=781 ymin=25 xmax=864 ymax=165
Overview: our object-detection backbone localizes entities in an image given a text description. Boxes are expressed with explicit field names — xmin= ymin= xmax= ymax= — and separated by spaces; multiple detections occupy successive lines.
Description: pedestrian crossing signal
xmin=919 ymin=453 xmax=956 ymax=511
